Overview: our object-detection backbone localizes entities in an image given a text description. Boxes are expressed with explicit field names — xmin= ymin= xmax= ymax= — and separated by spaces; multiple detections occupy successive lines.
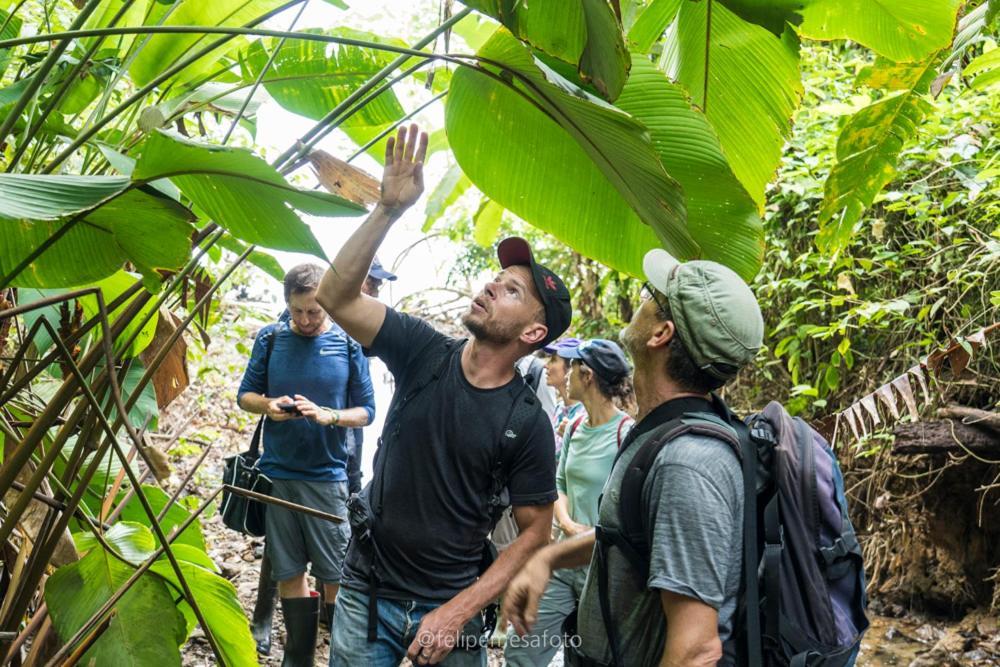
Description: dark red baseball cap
xmin=497 ymin=237 xmax=572 ymax=346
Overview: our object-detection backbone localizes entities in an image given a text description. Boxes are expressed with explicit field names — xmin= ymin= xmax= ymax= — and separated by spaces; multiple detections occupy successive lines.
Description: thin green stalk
xmin=271 ymin=6 xmax=472 ymax=169
xmin=344 ymin=90 xmax=447 ymax=163
xmin=0 ymin=217 xmax=79 ymax=288
xmin=39 ymin=0 xmax=310 ymax=173
xmin=279 ymin=58 xmax=435 ymax=174
xmin=0 ymin=0 xmax=104 ymax=150
xmin=222 ymin=0 xmax=310 ymax=145
xmin=6 ymin=0 xmax=140 ymax=172
xmin=42 ymin=488 xmax=223 ymax=667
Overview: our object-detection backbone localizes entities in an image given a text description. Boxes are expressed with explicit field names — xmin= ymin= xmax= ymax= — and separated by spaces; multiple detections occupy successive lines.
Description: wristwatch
xmin=328 ymin=408 xmax=340 ymax=426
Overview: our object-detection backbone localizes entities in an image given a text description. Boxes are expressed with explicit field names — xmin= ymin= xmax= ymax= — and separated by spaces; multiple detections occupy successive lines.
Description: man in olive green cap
xmin=501 ymin=249 xmax=764 ymax=667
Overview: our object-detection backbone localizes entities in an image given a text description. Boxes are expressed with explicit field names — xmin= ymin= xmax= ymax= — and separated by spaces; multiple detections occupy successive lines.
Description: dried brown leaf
xmin=139 ymin=309 xmax=189 ymax=410
xmin=308 ymin=149 xmax=380 ymax=206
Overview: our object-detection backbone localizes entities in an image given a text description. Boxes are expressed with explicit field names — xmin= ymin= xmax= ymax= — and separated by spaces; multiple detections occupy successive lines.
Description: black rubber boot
xmin=324 ymin=602 xmax=336 ymax=631
xmin=280 ymin=594 xmax=319 ymax=667
xmin=251 ymin=551 xmax=278 ymax=655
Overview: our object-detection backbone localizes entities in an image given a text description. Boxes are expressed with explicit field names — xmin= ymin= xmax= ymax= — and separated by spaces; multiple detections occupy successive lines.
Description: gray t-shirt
xmin=575 ymin=423 xmax=744 ymax=666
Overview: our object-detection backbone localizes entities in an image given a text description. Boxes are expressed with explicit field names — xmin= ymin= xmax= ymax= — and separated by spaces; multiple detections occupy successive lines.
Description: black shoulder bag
xmin=221 ymin=327 xmax=277 ymax=537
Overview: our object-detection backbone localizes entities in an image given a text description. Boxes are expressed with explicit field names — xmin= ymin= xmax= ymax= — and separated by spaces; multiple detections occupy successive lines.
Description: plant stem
xmin=271 ymin=6 xmax=472 ymax=170
xmin=222 ymin=0 xmax=310 ymax=145
xmin=0 ymin=0 xmax=104 ymax=149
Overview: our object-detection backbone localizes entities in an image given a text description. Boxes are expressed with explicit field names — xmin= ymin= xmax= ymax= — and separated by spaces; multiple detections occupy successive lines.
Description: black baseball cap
xmin=368 ymin=257 xmax=397 ymax=281
xmin=497 ymin=237 xmax=572 ymax=346
xmin=558 ymin=338 xmax=631 ymax=384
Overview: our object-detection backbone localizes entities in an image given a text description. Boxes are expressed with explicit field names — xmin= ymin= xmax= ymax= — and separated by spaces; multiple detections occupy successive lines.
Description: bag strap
xmin=565 ymin=413 xmax=586 ymax=445
xmin=486 ymin=373 xmax=538 ymax=526
xmin=249 ymin=326 xmax=279 ymax=458
xmin=616 ymin=414 xmax=633 ymax=449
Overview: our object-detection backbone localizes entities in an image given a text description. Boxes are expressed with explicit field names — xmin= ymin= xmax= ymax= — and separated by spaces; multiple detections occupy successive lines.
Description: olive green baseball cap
xmin=643 ymin=249 xmax=763 ymax=381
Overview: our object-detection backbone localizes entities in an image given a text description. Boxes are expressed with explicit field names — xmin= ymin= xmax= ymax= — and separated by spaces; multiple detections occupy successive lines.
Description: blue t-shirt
xmin=237 ymin=321 xmax=375 ymax=482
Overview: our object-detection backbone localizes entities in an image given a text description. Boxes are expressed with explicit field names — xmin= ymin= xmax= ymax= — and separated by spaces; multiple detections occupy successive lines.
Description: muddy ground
xmin=165 ymin=317 xmax=999 ymax=666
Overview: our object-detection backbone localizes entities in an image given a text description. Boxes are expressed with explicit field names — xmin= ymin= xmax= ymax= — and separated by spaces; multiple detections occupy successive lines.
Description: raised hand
xmin=380 ymin=123 xmax=428 ymax=214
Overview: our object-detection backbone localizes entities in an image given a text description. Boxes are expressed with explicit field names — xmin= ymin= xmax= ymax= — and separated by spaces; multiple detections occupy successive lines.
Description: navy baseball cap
xmin=558 ymin=338 xmax=631 ymax=384
xmin=368 ymin=257 xmax=397 ymax=281
xmin=543 ymin=337 xmax=581 ymax=354
xmin=497 ymin=237 xmax=572 ymax=346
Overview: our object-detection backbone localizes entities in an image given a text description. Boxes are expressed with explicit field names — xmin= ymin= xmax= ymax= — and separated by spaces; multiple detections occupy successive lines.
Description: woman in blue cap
xmin=504 ymin=338 xmax=633 ymax=666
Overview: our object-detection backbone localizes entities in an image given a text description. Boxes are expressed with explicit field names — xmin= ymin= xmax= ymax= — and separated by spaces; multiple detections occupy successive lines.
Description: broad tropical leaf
xmin=616 ymin=56 xmax=763 ymax=278
xmin=447 ymin=29 xmax=694 ymax=277
xmin=118 ymin=485 xmax=207 ymax=551
xmin=80 ymin=0 xmax=153 ymax=60
xmin=217 ymin=233 xmax=285 ymax=281
xmin=461 ymin=0 xmax=630 ymax=100
xmin=75 ymin=270 xmax=162 ymax=358
xmin=422 ymin=163 xmax=473 ymax=232
xmin=45 ymin=546 xmax=188 ymax=666
xmin=73 ymin=521 xmax=156 ymax=564
xmin=240 ymin=28 xmax=407 ymax=163
xmin=626 ymin=0 xmax=681 ymax=52
xmin=0 ymin=8 xmax=23 ymax=77
xmin=661 ymin=1 xmax=802 ymax=208
xmin=0 ymin=176 xmax=194 ymax=288
xmin=799 ymin=0 xmax=961 ymax=63
xmin=134 ymin=131 xmax=367 ymax=259
xmin=128 ymin=0 xmax=289 ymax=87
xmin=966 ymin=46 xmax=1000 ymax=90
xmin=716 ymin=0 xmax=809 ymax=36
xmin=149 ymin=558 xmax=257 ymax=667
xmin=817 ymin=59 xmax=937 ymax=253
xmin=473 ymin=200 xmax=504 ymax=247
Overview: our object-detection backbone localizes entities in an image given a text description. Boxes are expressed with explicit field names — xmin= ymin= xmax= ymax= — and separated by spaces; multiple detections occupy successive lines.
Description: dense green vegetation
xmin=0 ymin=0 xmax=997 ymax=663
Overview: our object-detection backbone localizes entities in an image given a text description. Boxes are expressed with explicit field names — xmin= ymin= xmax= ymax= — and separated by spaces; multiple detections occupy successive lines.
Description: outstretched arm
xmin=316 ymin=124 xmax=428 ymax=347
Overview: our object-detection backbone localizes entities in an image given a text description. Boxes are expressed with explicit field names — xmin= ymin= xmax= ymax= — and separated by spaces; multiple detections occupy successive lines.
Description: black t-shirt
xmin=341 ymin=309 xmax=557 ymax=601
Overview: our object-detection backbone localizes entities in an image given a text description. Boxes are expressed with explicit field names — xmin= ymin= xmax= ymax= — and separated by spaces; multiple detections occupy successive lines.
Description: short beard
xmin=462 ymin=311 xmax=521 ymax=345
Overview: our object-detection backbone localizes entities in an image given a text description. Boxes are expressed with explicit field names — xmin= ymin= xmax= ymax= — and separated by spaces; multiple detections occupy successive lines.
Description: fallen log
xmin=937 ymin=405 xmax=1000 ymax=435
xmin=893 ymin=419 xmax=1000 ymax=455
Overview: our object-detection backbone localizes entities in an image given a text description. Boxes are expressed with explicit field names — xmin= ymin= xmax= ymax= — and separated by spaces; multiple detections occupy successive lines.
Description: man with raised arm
xmin=317 ymin=124 xmax=573 ymax=667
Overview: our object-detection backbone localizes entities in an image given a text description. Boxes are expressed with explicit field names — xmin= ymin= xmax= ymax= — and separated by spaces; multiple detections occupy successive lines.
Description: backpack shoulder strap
xmin=616 ymin=414 xmax=633 ymax=449
xmin=486 ymin=375 xmax=539 ymax=522
xmin=250 ymin=326 xmax=279 ymax=457
xmin=383 ymin=337 xmax=463 ymax=429
xmin=616 ymin=413 xmax=740 ymax=578
xmin=565 ymin=414 xmax=586 ymax=444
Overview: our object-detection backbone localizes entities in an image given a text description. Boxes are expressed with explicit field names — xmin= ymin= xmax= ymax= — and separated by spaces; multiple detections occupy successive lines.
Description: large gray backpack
xmin=594 ymin=396 xmax=869 ymax=667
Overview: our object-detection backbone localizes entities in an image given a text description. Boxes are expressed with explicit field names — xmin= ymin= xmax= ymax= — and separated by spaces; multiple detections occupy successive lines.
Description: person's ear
xmin=520 ymin=322 xmax=547 ymax=347
xmin=648 ymin=318 xmax=676 ymax=351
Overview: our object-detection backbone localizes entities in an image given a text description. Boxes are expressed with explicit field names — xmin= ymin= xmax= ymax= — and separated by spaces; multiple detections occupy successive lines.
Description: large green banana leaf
xmin=816 ymin=57 xmax=937 ymax=253
xmin=661 ymin=0 xmax=802 ymax=209
xmin=150 ymin=557 xmax=258 ymax=667
xmin=128 ymin=0 xmax=290 ymax=87
xmin=239 ymin=28 xmax=406 ymax=162
xmin=617 ymin=56 xmax=763 ymax=279
xmin=460 ymin=0 xmax=630 ymax=100
xmin=447 ymin=29 xmax=692 ymax=278
xmin=134 ymin=131 xmax=366 ymax=259
xmin=45 ymin=545 xmax=188 ymax=666
xmin=799 ymin=0 xmax=961 ymax=63
xmin=0 ymin=176 xmax=194 ymax=287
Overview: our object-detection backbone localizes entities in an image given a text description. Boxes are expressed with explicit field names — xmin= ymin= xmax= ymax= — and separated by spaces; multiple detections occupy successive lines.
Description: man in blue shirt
xmin=238 ymin=263 xmax=376 ymax=667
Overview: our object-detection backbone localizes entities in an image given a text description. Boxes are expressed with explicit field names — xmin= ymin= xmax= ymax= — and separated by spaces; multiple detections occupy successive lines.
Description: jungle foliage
xmin=0 ymin=0 xmax=997 ymax=664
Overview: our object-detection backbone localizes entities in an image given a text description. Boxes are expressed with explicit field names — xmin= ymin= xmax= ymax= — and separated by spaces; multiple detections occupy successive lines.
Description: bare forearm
xmin=541 ymin=529 xmax=595 ymax=570
xmin=319 ymin=205 xmax=398 ymax=310
xmin=238 ymin=393 xmax=269 ymax=414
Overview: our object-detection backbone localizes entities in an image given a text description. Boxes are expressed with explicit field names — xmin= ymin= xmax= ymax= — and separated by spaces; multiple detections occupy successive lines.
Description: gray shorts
xmin=265 ymin=478 xmax=351 ymax=585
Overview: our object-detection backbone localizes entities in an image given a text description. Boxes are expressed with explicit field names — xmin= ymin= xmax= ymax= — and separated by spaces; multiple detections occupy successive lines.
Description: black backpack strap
xmin=249 ymin=326 xmax=279 ymax=459
xmin=740 ymin=421 xmax=765 ymax=667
